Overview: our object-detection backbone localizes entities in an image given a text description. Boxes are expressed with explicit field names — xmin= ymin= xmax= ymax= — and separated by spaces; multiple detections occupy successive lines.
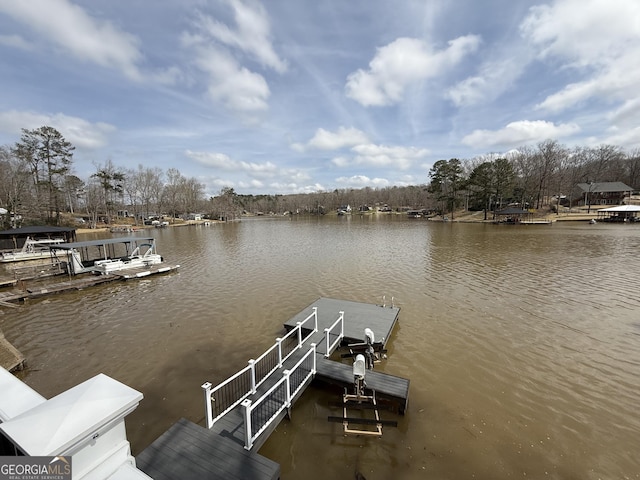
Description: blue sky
xmin=1 ymin=0 xmax=639 ymax=196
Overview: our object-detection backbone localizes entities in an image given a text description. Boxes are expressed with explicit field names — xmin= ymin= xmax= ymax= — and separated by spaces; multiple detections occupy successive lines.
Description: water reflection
xmin=2 ymin=217 xmax=639 ymax=479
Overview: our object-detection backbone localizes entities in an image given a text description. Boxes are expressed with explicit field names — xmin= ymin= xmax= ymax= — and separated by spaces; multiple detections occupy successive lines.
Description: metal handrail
xmin=242 ymin=343 xmax=316 ymax=450
xmin=202 ymin=307 xmax=319 ymax=429
xmin=324 ymin=310 xmax=344 ymax=358
xmin=201 ymin=364 xmax=252 ymax=429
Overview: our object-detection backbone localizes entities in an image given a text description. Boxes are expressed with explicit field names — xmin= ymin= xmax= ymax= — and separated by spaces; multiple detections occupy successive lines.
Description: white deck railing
xmin=202 ymin=307 xmax=318 ymax=429
xmin=242 ymin=343 xmax=317 ymax=450
xmin=324 ymin=310 xmax=344 ymax=358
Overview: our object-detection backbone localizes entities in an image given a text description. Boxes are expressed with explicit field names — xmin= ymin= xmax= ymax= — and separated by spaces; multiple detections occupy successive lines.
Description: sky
xmin=0 ymin=0 xmax=639 ymax=197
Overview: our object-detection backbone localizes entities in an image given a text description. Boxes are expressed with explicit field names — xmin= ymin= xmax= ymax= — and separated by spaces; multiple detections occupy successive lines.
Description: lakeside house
xmin=574 ymin=182 xmax=634 ymax=209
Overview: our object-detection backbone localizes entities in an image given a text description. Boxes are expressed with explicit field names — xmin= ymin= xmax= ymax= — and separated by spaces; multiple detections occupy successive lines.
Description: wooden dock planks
xmin=0 ymin=264 xmax=180 ymax=307
xmin=0 ymin=330 xmax=25 ymax=372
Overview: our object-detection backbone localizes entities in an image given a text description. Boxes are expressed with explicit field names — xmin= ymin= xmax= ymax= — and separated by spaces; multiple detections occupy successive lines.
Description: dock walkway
xmin=0 ymin=330 xmax=24 ymax=372
xmin=137 ymin=297 xmax=408 ymax=480
xmin=0 ymin=264 xmax=179 ymax=307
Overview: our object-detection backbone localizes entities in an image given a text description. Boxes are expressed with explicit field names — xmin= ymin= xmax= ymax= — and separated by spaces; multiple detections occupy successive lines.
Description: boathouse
xmin=0 ymin=226 xmax=76 ymax=251
xmin=596 ymin=204 xmax=640 ymax=222
xmin=494 ymin=207 xmax=532 ymax=223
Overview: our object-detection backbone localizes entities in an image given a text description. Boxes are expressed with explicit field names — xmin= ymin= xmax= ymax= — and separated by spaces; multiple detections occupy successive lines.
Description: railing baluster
xmin=276 ymin=337 xmax=283 ymax=367
xmin=313 ymin=306 xmax=318 ymax=333
xmin=249 ymin=359 xmax=256 ymax=394
xmin=324 ymin=326 xmax=330 ymax=357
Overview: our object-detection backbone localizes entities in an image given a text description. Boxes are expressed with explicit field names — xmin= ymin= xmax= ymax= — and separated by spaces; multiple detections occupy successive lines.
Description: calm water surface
xmin=2 ymin=216 xmax=639 ymax=479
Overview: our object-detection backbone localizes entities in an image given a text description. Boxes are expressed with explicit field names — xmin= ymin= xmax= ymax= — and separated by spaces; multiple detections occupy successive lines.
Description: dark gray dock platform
xmin=137 ymin=297 xmax=408 ymax=480
xmin=137 ymin=418 xmax=279 ymax=480
xmin=284 ymin=297 xmax=400 ymax=348
xmin=315 ymin=358 xmax=409 ymax=413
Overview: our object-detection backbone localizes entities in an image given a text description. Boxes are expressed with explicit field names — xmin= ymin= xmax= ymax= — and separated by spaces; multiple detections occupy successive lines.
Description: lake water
xmin=2 ymin=216 xmax=639 ymax=479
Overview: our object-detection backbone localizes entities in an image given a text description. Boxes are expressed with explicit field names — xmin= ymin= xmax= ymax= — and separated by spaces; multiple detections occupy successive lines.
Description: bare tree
xmin=0 ymin=146 xmax=31 ymax=228
xmin=623 ymin=148 xmax=640 ymax=189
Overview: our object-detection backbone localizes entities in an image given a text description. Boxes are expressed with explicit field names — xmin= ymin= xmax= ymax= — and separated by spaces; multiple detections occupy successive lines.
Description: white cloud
xmin=305 ymin=127 xmax=370 ymax=151
xmin=0 ymin=110 xmax=115 ymax=149
xmin=521 ymin=0 xmax=639 ymax=65
xmin=193 ymin=1 xmax=287 ymax=73
xmin=335 ymin=175 xmax=390 ymax=188
xmin=268 ymin=182 xmax=325 ymax=194
xmin=186 ymin=150 xmax=278 ymax=177
xmin=330 ymin=144 xmax=429 ymax=170
xmin=608 ymin=98 xmax=640 ymax=126
xmin=186 ymin=149 xmax=313 ymax=193
xmin=182 ymin=2 xmax=287 ymax=117
xmin=599 ymin=126 xmax=640 ymax=149
xmin=0 ymin=34 xmax=33 ymax=50
xmin=462 ymin=120 xmax=580 ymax=149
xmin=345 ymin=35 xmax=481 ymax=107
xmin=521 ymin=0 xmax=640 ymax=113
xmin=347 ymin=144 xmax=429 ymax=170
xmin=0 ymin=0 xmax=144 ymax=81
xmin=447 ymin=47 xmax=530 ymax=107
xmin=184 ymin=42 xmax=270 ymax=114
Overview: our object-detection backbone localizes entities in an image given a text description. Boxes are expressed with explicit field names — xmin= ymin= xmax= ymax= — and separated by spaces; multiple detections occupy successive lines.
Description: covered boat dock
xmin=50 ymin=237 xmax=157 ymax=275
xmin=596 ymin=205 xmax=640 ymax=222
xmin=0 ymin=226 xmax=76 ymax=251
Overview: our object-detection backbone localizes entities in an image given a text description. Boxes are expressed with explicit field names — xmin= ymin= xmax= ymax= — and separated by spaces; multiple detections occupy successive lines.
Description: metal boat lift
xmin=328 ymin=329 xmax=398 ymax=436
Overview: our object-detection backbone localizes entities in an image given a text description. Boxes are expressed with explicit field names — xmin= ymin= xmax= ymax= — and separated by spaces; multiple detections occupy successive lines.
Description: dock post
xmin=312 ymin=306 xmax=318 ymax=333
xmin=201 ymin=382 xmax=213 ymax=429
xmin=296 ymin=322 xmax=302 ymax=348
xmin=311 ymin=343 xmax=317 ymax=375
xmin=241 ymin=399 xmax=253 ymax=450
xmin=248 ymin=359 xmax=257 ymax=394
xmin=276 ymin=338 xmax=283 ymax=367
xmin=339 ymin=311 xmax=344 ymax=339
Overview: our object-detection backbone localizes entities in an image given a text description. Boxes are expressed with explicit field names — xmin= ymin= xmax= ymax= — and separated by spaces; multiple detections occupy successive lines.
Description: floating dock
xmin=137 ymin=297 xmax=409 ymax=480
xmin=0 ymin=264 xmax=179 ymax=307
xmin=0 ymin=330 xmax=25 ymax=372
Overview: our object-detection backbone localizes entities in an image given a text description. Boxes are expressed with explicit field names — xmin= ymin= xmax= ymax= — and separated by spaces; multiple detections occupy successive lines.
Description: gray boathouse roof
xmin=50 ymin=237 xmax=155 ymax=250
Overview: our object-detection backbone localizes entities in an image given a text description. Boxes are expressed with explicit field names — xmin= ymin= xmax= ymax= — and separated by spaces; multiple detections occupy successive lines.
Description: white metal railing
xmin=242 ymin=343 xmax=317 ymax=450
xmin=324 ymin=310 xmax=344 ymax=358
xmin=202 ymin=307 xmax=318 ymax=429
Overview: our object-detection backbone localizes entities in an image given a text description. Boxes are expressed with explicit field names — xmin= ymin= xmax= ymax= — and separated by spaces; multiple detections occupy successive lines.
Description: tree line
xmin=0 ymin=126 xmax=206 ymax=228
xmin=429 ymin=140 xmax=640 ymax=220
xmin=1 ymin=127 xmax=639 ymax=228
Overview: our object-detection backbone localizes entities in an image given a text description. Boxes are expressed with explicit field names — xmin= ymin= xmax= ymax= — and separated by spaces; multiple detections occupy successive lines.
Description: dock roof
xmin=51 ymin=237 xmax=155 ymax=250
xmin=598 ymin=205 xmax=640 ymax=212
xmin=0 ymin=226 xmax=76 ymax=237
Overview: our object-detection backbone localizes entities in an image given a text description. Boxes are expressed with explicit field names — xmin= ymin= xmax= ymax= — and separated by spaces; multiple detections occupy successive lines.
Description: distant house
xmin=575 ymin=182 xmax=634 ymax=208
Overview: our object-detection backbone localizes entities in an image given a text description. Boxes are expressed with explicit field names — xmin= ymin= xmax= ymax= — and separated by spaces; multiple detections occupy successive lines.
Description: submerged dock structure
xmin=137 ymin=297 xmax=409 ymax=480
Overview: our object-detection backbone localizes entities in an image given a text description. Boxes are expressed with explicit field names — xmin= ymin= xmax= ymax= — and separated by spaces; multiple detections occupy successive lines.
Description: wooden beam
xmin=327 ymin=416 xmax=398 ymax=427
